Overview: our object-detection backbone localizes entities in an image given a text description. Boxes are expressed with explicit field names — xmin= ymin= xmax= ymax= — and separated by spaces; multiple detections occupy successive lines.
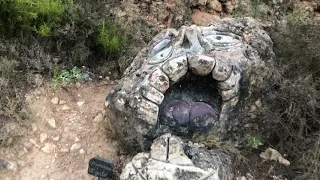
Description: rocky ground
xmin=0 ymin=81 xmax=118 ymax=180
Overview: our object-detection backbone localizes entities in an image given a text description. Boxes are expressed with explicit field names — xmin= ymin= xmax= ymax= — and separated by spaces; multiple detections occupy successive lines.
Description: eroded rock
xmin=120 ymin=134 xmax=232 ymax=180
xmin=106 ymin=18 xmax=274 ymax=151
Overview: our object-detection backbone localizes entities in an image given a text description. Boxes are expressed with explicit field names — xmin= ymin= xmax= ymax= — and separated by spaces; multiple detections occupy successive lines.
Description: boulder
xmin=106 ymin=18 xmax=274 ymax=151
xmin=120 ymin=134 xmax=233 ymax=180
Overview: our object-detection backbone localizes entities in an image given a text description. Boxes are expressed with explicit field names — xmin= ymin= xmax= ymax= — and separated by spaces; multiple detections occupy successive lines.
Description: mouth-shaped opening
xmin=159 ymin=72 xmax=222 ymax=135
xmin=106 ymin=26 xmax=245 ymax=148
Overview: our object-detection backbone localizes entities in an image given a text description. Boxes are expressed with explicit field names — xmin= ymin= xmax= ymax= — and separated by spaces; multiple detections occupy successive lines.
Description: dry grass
xmin=225 ymin=13 xmax=320 ymax=179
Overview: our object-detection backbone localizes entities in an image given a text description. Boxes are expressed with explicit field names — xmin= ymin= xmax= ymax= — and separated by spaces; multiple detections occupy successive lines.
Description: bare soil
xmin=0 ymin=81 xmax=118 ymax=180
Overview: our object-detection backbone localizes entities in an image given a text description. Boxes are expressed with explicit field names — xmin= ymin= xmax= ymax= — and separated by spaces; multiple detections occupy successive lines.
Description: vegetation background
xmin=0 ymin=0 xmax=319 ymax=179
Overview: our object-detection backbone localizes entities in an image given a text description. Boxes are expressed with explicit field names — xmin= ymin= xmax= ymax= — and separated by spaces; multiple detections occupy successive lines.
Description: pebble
xmin=51 ymin=97 xmax=59 ymax=105
xmin=32 ymin=124 xmax=38 ymax=131
xmin=45 ymin=165 xmax=50 ymax=169
xmin=52 ymin=136 xmax=60 ymax=141
xmin=79 ymin=149 xmax=85 ymax=154
xmin=76 ymin=82 xmax=81 ymax=88
xmin=29 ymin=139 xmax=37 ymax=145
xmin=77 ymin=101 xmax=85 ymax=107
xmin=51 ymin=157 xmax=56 ymax=164
xmin=75 ymin=137 xmax=80 ymax=142
xmin=61 ymin=105 xmax=71 ymax=111
xmin=93 ymin=113 xmax=104 ymax=123
xmin=47 ymin=118 xmax=56 ymax=128
xmin=60 ymin=147 xmax=69 ymax=153
xmin=255 ymin=99 xmax=262 ymax=108
xmin=59 ymin=100 xmax=66 ymax=105
xmin=23 ymin=141 xmax=33 ymax=150
xmin=70 ymin=143 xmax=81 ymax=151
xmin=41 ymin=143 xmax=57 ymax=154
xmin=40 ymin=133 xmax=48 ymax=143
xmin=208 ymin=0 xmax=222 ymax=12
xmin=17 ymin=160 xmax=26 ymax=167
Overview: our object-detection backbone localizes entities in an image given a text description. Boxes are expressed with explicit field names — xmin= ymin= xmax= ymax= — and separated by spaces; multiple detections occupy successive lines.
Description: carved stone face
xmin=106 ymin=18 xmax=274 ymax=149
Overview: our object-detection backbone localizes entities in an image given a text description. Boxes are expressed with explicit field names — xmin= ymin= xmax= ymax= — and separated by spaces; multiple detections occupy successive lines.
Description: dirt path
xmin=0 ymin=81 xmax=118 ymax=180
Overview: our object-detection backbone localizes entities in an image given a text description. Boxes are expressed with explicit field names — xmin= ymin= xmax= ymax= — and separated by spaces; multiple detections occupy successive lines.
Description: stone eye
xmin=148 ymin=45 xmax=173 ymax=64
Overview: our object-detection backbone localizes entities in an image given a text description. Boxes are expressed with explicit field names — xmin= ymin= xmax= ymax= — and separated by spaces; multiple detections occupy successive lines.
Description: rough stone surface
xmin=208 ymin=0 xmax=223 ymax=12
xmin=120 ymin=134 xmax=232 ymax=180
xmin=191 ymin=10 xmax=220 ymax=26
xmin=106 ymin=18 xmax=275 ymax=151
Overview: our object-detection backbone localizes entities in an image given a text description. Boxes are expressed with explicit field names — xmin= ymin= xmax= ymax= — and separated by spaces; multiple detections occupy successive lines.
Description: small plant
xmin=52 ymin=66 xmax=87 ymax=86
xmin=191 ymin=132 xmax=222 ymax=149
xmin=233 ymin=0 xmax=271 ymax=20
xmin=0 ymin=0 xmax=72 ymax=36
xmin=247 ymin=135 xmax=263 ymax=149
xmin=96 ymin=19 xmax=127 ymax=55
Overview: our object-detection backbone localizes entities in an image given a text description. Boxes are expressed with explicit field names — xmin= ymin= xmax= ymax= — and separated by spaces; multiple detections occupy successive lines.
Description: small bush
xmin=0 ymin=0 xmax=71 ymax=36
xmin=233 ymin=0 xmax=271 ymax=19
xmin=229 ymin=15 xmax=320 ymax=179
xmin=96 ymin=19 xmax=128 ymax=55
xmin=52 ymin=66 xmax=87 ymax=86
xmin=0 ymin=56 xmax=27 ymax=147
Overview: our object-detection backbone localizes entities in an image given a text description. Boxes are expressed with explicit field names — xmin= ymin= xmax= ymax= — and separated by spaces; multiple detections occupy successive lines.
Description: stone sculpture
xmin=120 ymin=133 xmax=232 ymax=180
xmin=106 ymin=17 xmax=274 ymax=150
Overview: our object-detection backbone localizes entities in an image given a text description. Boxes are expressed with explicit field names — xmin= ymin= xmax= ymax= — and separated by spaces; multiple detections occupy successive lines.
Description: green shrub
xmin=52 ymin=66 xmax=87 ymax=86
xmin=247 ymin=135 xmax=263 ymax=149
xmin=0 ymin=0 xmax=71 ymax=36
xmin=233 ymin=0 xmax=271 ymax=19
xmin=96 ymin=19 xmax=128 ymax=55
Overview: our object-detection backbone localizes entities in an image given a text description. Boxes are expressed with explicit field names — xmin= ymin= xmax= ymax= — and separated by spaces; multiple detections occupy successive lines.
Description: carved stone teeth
xmin=141 ymin=85 xmax=164 ymax=105
xmin=218 ymin=70 xmax=241 ymax=90
xmin=212 ymin=60 xmax=233 ymax=81
xmin=135 ymin=97 xmax=159 ymax=126
xmin=161 ymin=55 xmax=188 ymax=82
xmin=148 ymin=68 xmax=170 ymax=93
xmin=188 ymin=54 xmax=216 ymax=76
xmin=220 ymin=82 xmax=239 ymax=101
